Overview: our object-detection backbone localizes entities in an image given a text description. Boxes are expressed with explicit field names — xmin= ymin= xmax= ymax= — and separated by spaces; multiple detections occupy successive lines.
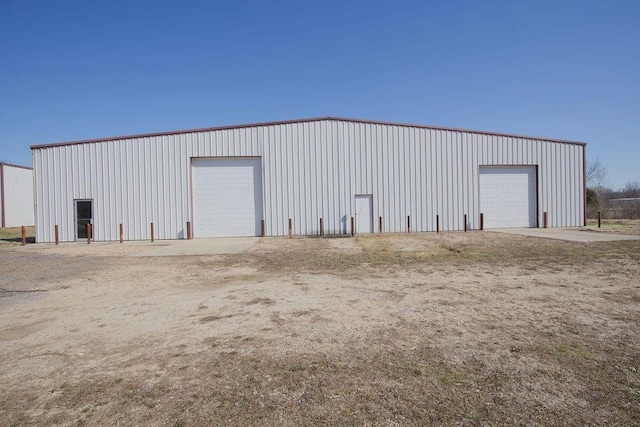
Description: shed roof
xmin=0 ymin=162 xmax=32 ymax=170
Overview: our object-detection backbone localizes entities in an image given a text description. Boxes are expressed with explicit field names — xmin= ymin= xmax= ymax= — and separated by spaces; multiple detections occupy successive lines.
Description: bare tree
xmin=621 ymin=180 xmax=640 ymax=198
xmin=586 ymin=157 xmax=607 ymax=194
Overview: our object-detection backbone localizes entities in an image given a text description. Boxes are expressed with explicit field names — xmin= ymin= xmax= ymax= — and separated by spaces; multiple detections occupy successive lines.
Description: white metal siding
xmin=1 ymin=164 xmax=34 ymax=227
xmin=192 ymin=158 xmax=262 ymax=237
xmin=32 ymin=119 xmax=585 ymax=242
xmin=479 ymin=166 xmax=536 ymax=228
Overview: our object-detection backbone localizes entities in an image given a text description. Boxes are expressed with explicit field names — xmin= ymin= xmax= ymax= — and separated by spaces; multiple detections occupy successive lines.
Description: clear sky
xmin=1 ymin=0 xmax=638 ymax=189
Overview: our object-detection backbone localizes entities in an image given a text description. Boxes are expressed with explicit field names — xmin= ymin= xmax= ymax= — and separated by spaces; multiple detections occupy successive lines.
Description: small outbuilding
xmin=0 ymin=162 xmax=35 ymax=228
xmin=31 ymin=117 xmax=586 ymax=243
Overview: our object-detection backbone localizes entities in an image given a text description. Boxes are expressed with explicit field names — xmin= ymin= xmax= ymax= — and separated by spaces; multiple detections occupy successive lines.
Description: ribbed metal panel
xmin=32 ymin=118 xmax=585 ymax=242
xmin=1 ymin=164 xmax=35 ymax=227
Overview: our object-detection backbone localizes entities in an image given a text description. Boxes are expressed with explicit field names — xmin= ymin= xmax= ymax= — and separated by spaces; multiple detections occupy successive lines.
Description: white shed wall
xmin=1 ymin=163 xmax=34 ymax=228
xmin=32 ymin=118 xmax=585 ymax=242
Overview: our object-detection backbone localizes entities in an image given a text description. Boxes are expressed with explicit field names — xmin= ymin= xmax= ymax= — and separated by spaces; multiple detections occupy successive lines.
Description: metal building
xmin=0 ymin=162 xmax=35 ymax=228
xmin=31 ymin=117 xmax=586 ymax=243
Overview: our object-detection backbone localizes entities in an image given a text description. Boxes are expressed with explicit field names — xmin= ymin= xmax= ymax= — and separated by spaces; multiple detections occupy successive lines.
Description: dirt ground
xmin=1 ymin=230 xmax=639 ymax=426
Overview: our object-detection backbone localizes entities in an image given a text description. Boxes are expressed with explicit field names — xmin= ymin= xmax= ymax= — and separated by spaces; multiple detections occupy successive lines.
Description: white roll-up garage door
xmin=479 ymin=166 xmax=537 ymax=229
xmin=192 ymin=158 xmax=263 ymax=237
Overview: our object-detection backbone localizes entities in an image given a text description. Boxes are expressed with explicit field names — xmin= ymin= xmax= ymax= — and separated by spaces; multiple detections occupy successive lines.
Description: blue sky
xmin=1 ymin=0 xmax=638 ymax=189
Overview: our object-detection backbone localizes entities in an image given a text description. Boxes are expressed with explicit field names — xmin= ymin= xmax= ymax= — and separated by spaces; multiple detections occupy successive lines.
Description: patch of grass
xmin=587 ymin=219 xmax=640 ymax=234
xmin=225 ymin=233 xmax=640 ymax=277
xmin=245 ymin=298 xmax=275 ymax=306
xmin=549 ymin=343 xmax=596 ymax=360
xmin=405 ymin=361 xmax=468 ymax=385
xmin=199 ymin=314 xmax=234 ymax=323
xmin=0 ymin=226 xmax=35 ymax=242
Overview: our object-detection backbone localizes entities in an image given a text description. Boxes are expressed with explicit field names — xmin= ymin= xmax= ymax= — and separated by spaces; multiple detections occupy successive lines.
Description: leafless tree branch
xmin=586 ymin=157 xmax=607 ymax=193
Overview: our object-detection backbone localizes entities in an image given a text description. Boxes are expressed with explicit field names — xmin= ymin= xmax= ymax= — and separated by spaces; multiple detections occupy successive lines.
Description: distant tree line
xmin=586 ymin=158 xmax=640 ymax=219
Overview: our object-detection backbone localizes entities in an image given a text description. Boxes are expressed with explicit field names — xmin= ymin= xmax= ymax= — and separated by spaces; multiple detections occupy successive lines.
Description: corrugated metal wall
xmin=1 ymin=164 xmax=35 ymax=227
xmin=32 ymin=119 xmax=585 ymax=242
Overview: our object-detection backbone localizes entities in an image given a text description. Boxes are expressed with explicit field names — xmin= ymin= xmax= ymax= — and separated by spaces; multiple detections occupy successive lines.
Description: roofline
xmin=0 ymin=162 xmax=33 ymax=170
xmin=30 ymin=116 xmax=587 ymax=149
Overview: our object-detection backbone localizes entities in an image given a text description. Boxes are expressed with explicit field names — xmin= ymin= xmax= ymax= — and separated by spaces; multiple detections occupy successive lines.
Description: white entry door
xmin=479 ymin=166 xmax=537 ymax=228
xmin=192 ymin=158 xmax=263 ymax=237
xmin=355 ymin=195 xmax=373 ymax=234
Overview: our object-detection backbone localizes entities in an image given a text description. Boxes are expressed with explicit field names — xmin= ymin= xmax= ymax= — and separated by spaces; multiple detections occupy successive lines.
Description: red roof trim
xmin=30 ymin=116 xmax=587 ymax=149
xmin=0 ymin=162 xmax=33 ymax=170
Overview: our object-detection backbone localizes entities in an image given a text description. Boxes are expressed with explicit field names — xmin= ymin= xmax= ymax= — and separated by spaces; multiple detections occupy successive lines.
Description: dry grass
xmin=0 ymin=226 xmax=35 ymax=243
xmin=587 ymin=218 xmax=640 ymax=235
xmin=230 ymin=231 xmax=640 ymax=275
xmin=1 ymin=231 xmax=639 ymax=426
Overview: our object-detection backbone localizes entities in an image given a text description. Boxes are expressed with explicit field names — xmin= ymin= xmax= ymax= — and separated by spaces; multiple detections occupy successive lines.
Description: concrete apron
xmin=134 ymin=237 xmax=260 ymax=256
xmin=491 ymin=228 xmax=640 ymax=242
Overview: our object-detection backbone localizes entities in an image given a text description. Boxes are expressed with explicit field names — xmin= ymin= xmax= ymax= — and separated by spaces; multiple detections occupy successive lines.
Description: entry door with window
xmin=75 ymin=200 xmax=93 ymax=240
xmin=355 ymin=194 xmax=373 ymax=234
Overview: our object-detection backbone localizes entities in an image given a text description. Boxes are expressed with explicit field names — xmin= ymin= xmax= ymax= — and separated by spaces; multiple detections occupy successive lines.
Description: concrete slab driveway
xmin=491 ymin=227 xmax=640 ymax=242
xmin=134 ymin=237 xmax=259 ymax=256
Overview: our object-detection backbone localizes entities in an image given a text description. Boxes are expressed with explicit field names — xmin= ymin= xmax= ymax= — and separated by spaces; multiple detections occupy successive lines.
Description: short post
xmin=319 ymin=218 xmax=324 ymax=237
xmin=407 ymin=215 xmax=411 ymax=233
xmin=86 ymin=224 xmax=91 ymax=244
xmin=480 ymin=213 xmax=484 ymax=231
xmin=464 ymin=214 xmax=467 ymax=232
xmin=261 ymin=220 xmax=265 ymax=237
xmin=150 ymin=222 xmax=154 ymax=242
xmin=379 ymin=216 xmax=383 ymax=234
xmin=120 ymin=223 xmax=124 ymax=243
xmin=55 ymin=225 xmax=59 ymax=245
xmin=597 ymin=211 xmax=601 ymax=228
xmin=186 ymin=221 xmax=191 ymax=240
xmin=288 ymin=218 xmax=292 ymax=238
xmin=436 ymin=215 xmax=440 ymax=233
xmin=21 ymin=226 xmax=26 ymax=246
xmin=351 ymin=216 xmax=355 ymax=236
xmin=543 ymin=212 xmax=548 ymax=229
